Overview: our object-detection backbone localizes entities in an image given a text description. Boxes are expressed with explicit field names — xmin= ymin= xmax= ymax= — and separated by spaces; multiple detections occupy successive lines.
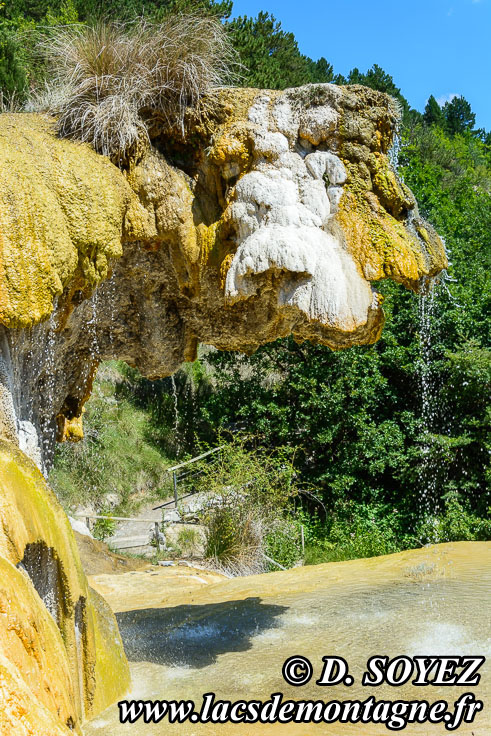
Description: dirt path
xmin=106 ymin=492 xmax=206 ymax=556
xmin=106 ymin=501 xmax=165 ymax=555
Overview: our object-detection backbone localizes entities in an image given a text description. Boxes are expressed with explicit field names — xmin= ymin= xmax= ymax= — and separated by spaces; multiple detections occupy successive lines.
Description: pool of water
xmin=85 ymin=542 xmax=490 ymax=735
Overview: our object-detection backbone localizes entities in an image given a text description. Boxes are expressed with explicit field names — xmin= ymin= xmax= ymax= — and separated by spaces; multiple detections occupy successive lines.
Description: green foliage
xmin=346 ymin=63 xmax=402 ymax=98
xmin=227 ymin=12 xmax=334 ymax=90
xmin=49 ymin=362 xmax=172 ymax=514
xmin=421 ymin=94 xmax=478 ymax=137
xmin=0 ymin=26 xmax=27 ymax=100
xmin=442 ymin=95 xmax=476 ymax=136
xmin=92 ymin=511 xmax=116 ymax=541
xmin=264 ymin=518 xmax=302 ymax=569
xmin=302 ymin=503 xmax=402 ymax=565
xmin=197 ymin=436 xmax=300 ymax=570
xmin=75 ymin=0 xmax=232 ymax=22
xmin=176 ymin=527 xmax=202 ymax=556
xmin=415 ymin=492 xmax=490 ymax=544
xmin=0 ymin=0 xmax=79 ymax=101
xmin=1 ymin=0 xmax=62 ymax=21
xmin=423 ymin=95 xmax=444 ymax=128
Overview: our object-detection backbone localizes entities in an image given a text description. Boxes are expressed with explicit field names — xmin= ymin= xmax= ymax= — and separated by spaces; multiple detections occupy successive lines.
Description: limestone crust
xmin=0 ymin=83 xmax=449 ymax=735
xmin=0 ymin=85 xmax=447 ymax=468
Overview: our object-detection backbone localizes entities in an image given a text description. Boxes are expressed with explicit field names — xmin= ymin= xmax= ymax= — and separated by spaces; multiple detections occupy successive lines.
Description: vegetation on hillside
xmin=2 ymin=0 xmax=488 ymax=568
xmin=50 ymin=362 xmax=173 ymax=515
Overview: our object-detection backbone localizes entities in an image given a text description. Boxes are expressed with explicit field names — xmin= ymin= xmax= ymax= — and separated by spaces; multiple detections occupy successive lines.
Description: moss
xmin=371 ymin=153 xmax=415 ymax=217
xmin=0 ymin=114 xmax=152 ymax=329
xmin=0 ymin=557 xmax=77 ymax=731
xmin=335 ymin=108 xmax=446 ymax=290
xmin=0 ymin=651 xmax=73 ymax=736
xmin=87 ymin=587 xmax=130 ymax=715
xmin=56 ymin=414 xmax=85 ymax=443
xmin=0 ymin=441 xmax=130 ymax=730
xmin=336 ymin=189 xmax=425 ymax=288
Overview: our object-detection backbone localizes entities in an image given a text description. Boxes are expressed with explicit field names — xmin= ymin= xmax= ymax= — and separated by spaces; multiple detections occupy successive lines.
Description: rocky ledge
xmin=0 ymin=84 xmax=446 ymax=470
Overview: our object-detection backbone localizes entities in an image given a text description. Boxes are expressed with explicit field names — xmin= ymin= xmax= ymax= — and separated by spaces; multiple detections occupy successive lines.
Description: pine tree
xmin=443 ymin=95 xmax=476 ymax=135
xmin=308 ymin=57 xmax=335 ymax=84
xmin=227 ymin=12 xmax=328 ymax=90
xmin=348 ymin=64 xmax=402 ymax=98
xmin=423 ymin=95 xmax=444 ymax=127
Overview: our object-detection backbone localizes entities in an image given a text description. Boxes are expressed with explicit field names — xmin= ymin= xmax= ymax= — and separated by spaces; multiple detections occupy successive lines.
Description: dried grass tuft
xmin=33 ymin=16 xmax=238 ymax=162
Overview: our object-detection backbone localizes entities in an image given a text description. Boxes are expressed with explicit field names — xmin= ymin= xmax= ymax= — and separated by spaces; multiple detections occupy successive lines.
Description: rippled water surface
xmin=85 ymin=542 xmax=490 ymax=735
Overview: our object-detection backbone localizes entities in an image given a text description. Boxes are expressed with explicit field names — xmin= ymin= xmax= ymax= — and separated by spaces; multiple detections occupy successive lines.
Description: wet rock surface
xmin=0 ymin=85 xmax=447 ymax=470
xmin=86 ymin=542 xmax=491 ymax=735
xmin=0 ymin=441 xmax=130 ymax=734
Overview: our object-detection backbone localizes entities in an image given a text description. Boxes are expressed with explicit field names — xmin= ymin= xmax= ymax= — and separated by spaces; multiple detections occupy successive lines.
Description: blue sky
xmin=231 ymin=0 xmax=491 ymax=130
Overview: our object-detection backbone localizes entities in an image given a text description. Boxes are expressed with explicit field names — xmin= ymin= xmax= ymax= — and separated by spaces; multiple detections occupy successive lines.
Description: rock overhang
xmin=0 ymin=83 xmax=447 ymax=467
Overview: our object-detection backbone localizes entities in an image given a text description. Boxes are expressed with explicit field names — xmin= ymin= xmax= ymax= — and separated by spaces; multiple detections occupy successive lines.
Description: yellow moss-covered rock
xmin=334 ymin=146 xmax=446 ymax=289
xmin=0 ymin=114 xmax=153 ymax=329
xmin=0 ymin=441 xmax=130 ymax=732
xmin=336 ymin=189 xmax=423 ymax=285
xmin=0 ymin=652 xmax=71 ymax=736
xmin=57 ymin=413 xmax=85 ymax=443
xmin=0 ymin=559 xmax=75 ymax=732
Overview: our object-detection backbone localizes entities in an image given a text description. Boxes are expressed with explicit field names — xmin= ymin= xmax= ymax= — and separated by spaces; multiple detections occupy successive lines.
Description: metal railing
xmin=75 ymin=514 xmax=163 ymax=551
xmin=153 ymin=445 xmax=224 ymax=510
xmin=74 ymin=514 xmax=197 ymax=552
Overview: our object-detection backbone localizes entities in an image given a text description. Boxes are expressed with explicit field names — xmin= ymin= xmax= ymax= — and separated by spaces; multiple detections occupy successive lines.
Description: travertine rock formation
xmin=0 ymin=441 xmax=130 ymax=735
xmin=0 ymin=84 xmax=446 ymax=470
xmin=0 ymin=84 xmax=447 ymax=734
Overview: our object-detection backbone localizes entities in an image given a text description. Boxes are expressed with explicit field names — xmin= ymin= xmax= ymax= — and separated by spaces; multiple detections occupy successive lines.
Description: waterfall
xmin=171 ymin=374 xmax=180 ymax=454
xmin=417 ymin=289 xmax=439 ymax=530
xmin=40 ymin=308 xmax=58 ymax=470
xmin=87 ymin=288 xmax=100 ymax=362
xmin=388 ymin=130 xmax=401 ymax=172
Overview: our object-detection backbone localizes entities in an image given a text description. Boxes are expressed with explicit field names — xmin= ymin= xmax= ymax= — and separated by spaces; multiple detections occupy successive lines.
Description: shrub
xmin=202 ymin=501 xmax=264 ymax=565
xmin=0 ymin=27 xmax=27 ymax=101
xmin=92 ymin=511 xmax=116 ymax=541
xmin=415 ymin=492 xmax=490 ymax=544
xmin=264 ymin=517 xmax=302 ymax=569
xmin=197 ymin=436 xmax=300 ymax=574
xmin=34 ymin=15 xmax=237 ymax=161
xmin=176 ymin=527 xmax=202 ymax=557
xmin=302 ymin=503 xmax=402 ymax=565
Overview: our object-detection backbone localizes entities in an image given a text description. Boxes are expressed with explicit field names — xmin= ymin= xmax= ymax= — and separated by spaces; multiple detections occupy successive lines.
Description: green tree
xmin=76 ymin=0 xmax=232 ymax=21
xmin=0 ymin=0 xmax=60 ymax=21
xmin=307 ymin=56 xmax=335 ymax=84
xmin=227 ymin=12 xmax=332 ymax=90
xmin=423 ymin=95 xmax=444 ymax=127
xmin=347 ymin=63 xmax=402 ymax=96
xmin=442 ymin=95 xmax=476 ymax=135
xmin=0 ymin=27 xmax=27 ymax=99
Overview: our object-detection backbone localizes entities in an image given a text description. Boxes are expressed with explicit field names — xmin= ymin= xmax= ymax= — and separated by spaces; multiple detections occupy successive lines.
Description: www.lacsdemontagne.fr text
xmin=119 ymin=691 xmax=483 ymax=731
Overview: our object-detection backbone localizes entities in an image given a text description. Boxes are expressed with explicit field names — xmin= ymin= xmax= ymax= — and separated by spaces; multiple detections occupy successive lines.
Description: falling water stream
xmin=88 ymin=287 xmax=100 ymax=363
xmin=170 ymin=374 xmax=181 ymax=455
xmin=417 ymin=288 xmax=441 ymax=529
xmin=40 ymin=306 xmax=58 ymax=469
